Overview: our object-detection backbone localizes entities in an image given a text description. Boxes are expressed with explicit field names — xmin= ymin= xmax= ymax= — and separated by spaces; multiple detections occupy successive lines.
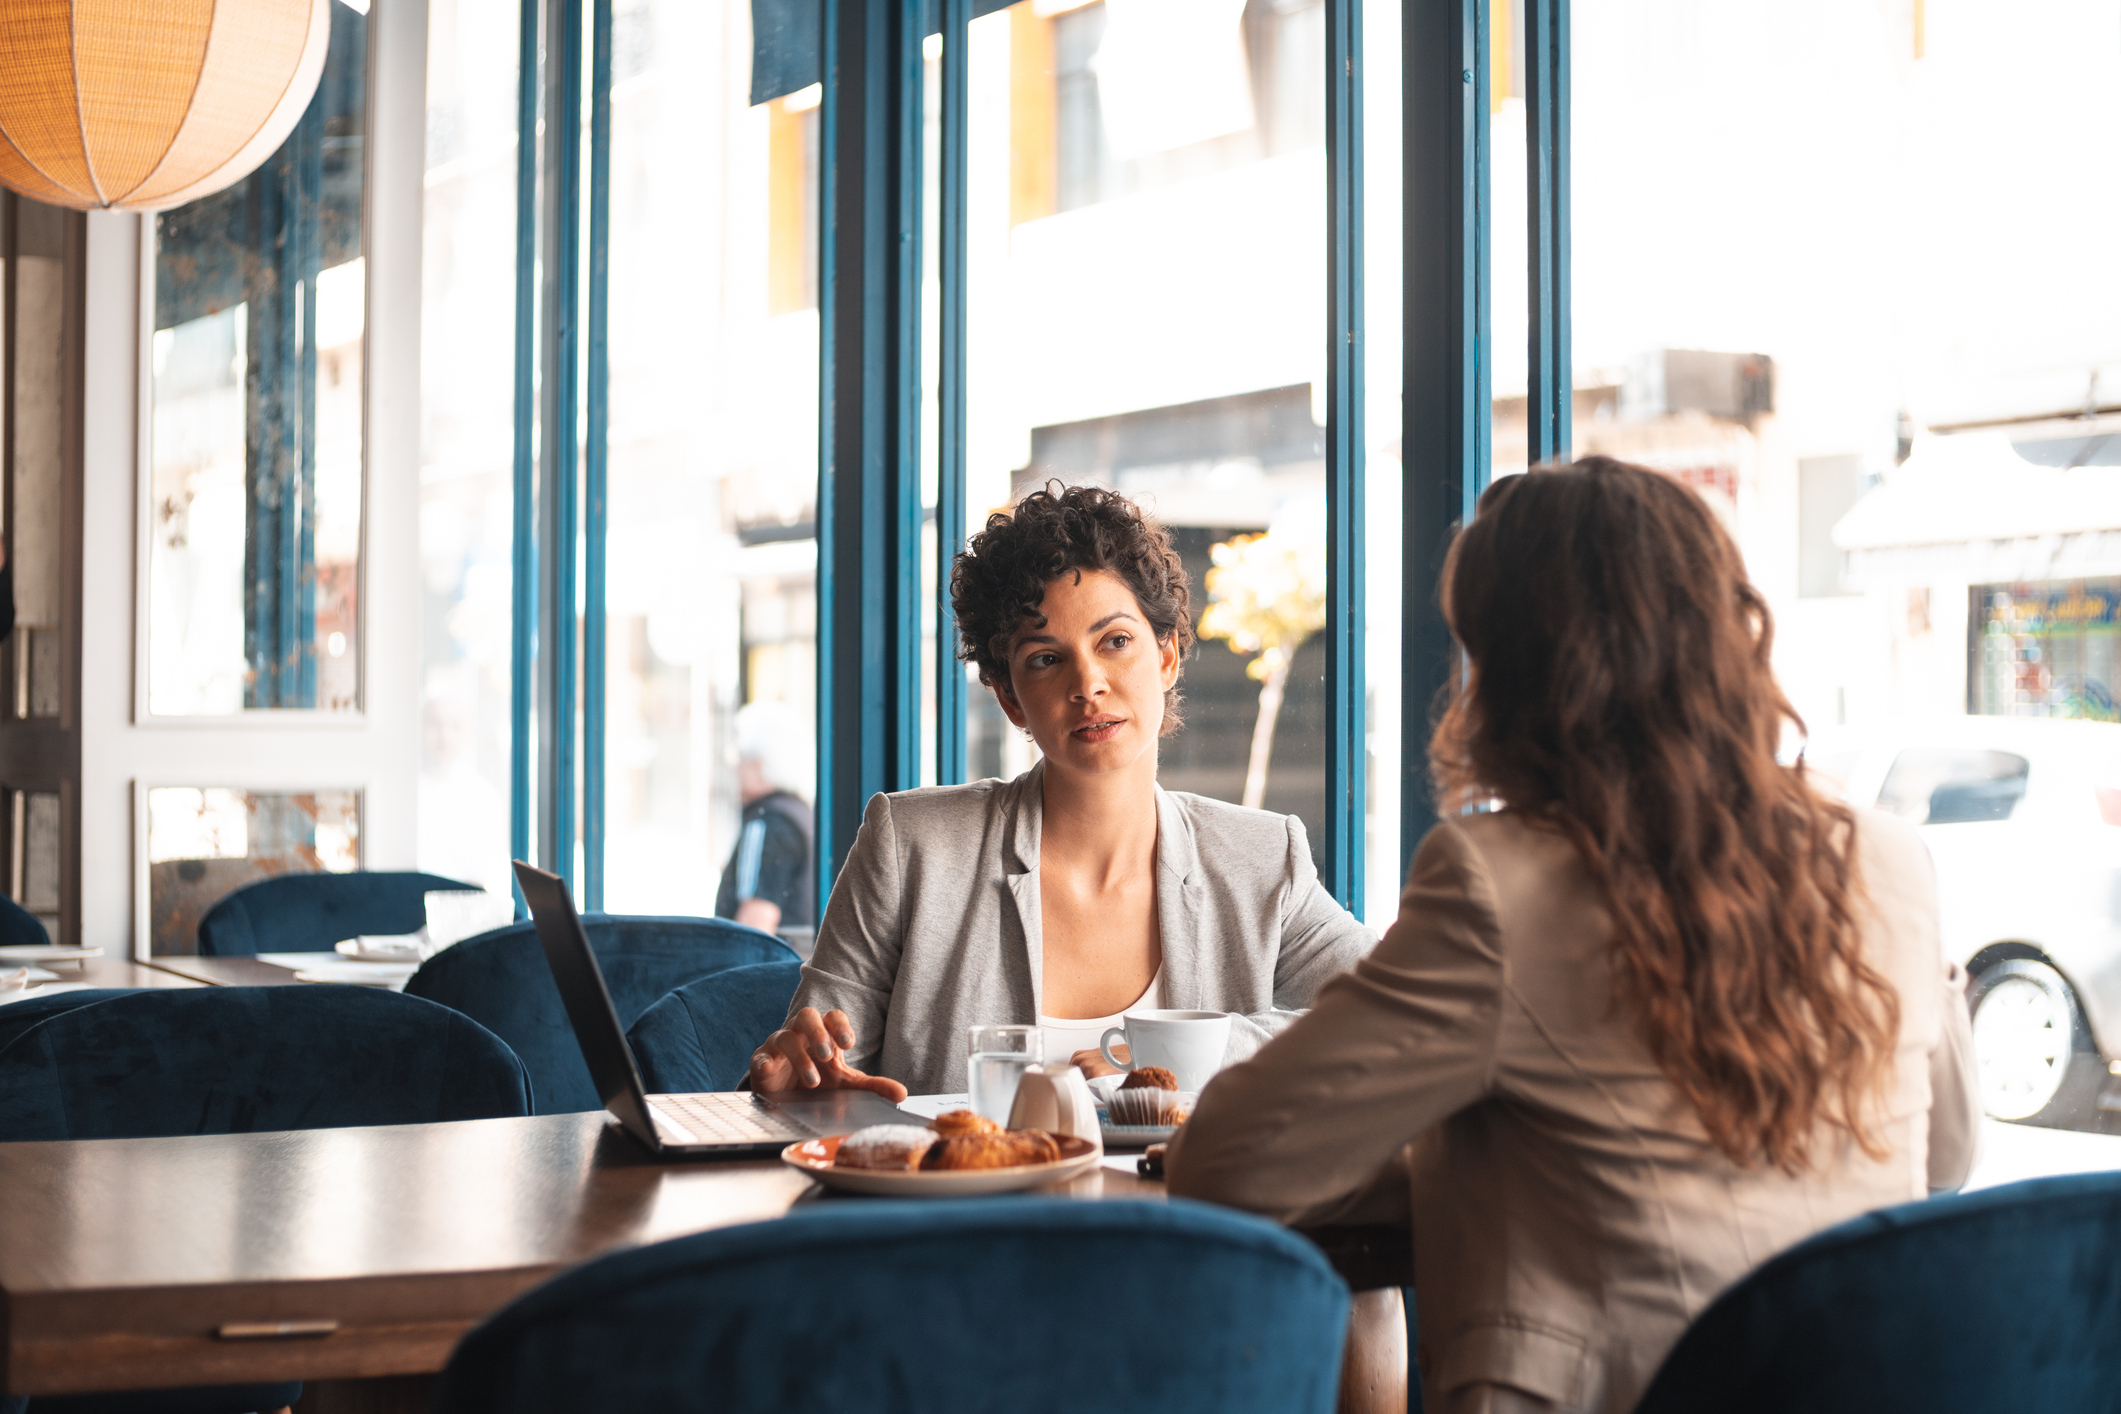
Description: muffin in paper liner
xmin=1104 ymin=1086 xmax=1194 ymax=1127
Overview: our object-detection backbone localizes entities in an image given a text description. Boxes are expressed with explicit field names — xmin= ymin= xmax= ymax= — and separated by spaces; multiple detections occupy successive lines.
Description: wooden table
xmin=11 ymin=955 xmax=207 ymax=993
xmin=0 ymin=1111 xmax=1408 ymax=1413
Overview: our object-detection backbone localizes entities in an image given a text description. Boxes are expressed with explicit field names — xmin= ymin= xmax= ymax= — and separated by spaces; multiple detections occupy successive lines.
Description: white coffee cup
xmin=1098 ymin=1010 xmax=1233 ymax=1093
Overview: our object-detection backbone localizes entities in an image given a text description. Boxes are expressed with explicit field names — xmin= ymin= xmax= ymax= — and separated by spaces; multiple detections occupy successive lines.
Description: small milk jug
xmin=1007 ymin=1064 xmax=1103 ymax=1154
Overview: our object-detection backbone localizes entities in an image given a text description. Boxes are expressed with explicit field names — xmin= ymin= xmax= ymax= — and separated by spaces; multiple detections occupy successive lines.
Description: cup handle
xmin=1100 ymin=1026 xmax=1132 ymax=1072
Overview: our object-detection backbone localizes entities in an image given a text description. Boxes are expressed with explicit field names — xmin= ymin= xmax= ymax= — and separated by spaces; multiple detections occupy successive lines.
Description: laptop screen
xmin=512 ymin=861 xmax=662 ymax=1148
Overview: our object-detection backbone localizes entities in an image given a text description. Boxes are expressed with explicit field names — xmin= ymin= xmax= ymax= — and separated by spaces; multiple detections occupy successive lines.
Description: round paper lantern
xmin=0 ymin=0 xmax=331 ymax=212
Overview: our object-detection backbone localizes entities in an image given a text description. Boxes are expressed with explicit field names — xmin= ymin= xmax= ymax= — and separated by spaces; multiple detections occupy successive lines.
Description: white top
xmin=1037 ymin=965 xmax=1164 ymax=1068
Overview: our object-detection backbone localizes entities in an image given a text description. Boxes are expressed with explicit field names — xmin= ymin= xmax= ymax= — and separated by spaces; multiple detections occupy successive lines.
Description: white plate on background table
xmin=259 ymin=953 xmax=420 ymax=989
xmin=782 ymin=1132 xmax=1103 ymax=1197
xmin=335 ymin=936 xmax=425 ymax=961
xmin=0 ymin=980 xmax=91 ymax=1007
xmin=291 ymin=968 xmax=412 ymax=989
xmin=0 ymin=946 xmax=101 ymax=965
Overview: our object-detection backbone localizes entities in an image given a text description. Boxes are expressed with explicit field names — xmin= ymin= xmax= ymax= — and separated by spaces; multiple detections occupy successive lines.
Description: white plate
xmin=288 ymin=957 xmax=419 ymax=987
xmin=335 ymin=936 xmax=425 ymax=961
xmin=0 ymin=946 xmax=101 ymax=964
xmin=0 ymin=981 xmax=92 ymax=1007
xmin=0 ymin=966 xmax=61 ymax=989
xmin=293 ymin=969 xmax=408 ymax=988
xmin=782 ymin=1133 xmax=1103 ymax=1196
xmin=1094 ymin=1087 xmax=1195 ymax=1148
xmin=1099 ymin=1120 xmax=1180 ymax=1148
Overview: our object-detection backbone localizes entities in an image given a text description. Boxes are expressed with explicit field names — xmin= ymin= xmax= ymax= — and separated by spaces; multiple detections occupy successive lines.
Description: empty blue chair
xmin=0 ymin=893 xmax=49 ymax=948
xmin=625 ymin=959 xmax=803 ymax=1093
xmin=1635 ymin=1171 xmax=2121 ymax=1414
xmin=435 ymin=1198 xmax=1349 ymax=1414
xmin=0 ymin=988 xmax=128 ymax=1057
xmin=0 ymin=986 xmax=529 ymax=1414
xmin=0 ymin=985 xmax=530 ymax=1140
xmin=195 ymin=870 xmax=475 ymax=956
xmin=405 ymin=915 xmax=793 ymax=1114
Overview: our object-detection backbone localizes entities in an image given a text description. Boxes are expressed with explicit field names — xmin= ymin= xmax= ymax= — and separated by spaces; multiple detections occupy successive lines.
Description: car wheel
xmin=1967 ymin=958 xmax=2105 ymax=1127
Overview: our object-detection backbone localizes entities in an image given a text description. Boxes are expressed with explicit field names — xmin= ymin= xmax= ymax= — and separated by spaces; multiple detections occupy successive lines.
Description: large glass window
xmin=149 ymin=0 xmax=367 ymax=715
xmin=600 ymin=0 xmax=819 ymax=920
xmin=1575 ymin=0 xmax=2121 ymax=1157
xmin=422 ymin=0 xmax=820 ymax=923
xmin=420 ymin=0 xmax=522 ymax=896
xmin=963 ymin=0 xmax=1334 ymax=860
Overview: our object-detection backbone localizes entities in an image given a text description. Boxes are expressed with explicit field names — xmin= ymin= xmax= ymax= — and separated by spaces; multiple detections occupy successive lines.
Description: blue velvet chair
xmin=0 ymin=892 xmax=49 ymax=948
xmin=625 ymin=959 xmax=803 ymax=1094
xmin=0 ymin=985 xmax=530 ymax=1414
xmin=404 ymin=915 xmax=793 ymax=1114
xmin=194 ymin=870 xmax=475 ymax=956
xmin=0 ymin=988 xmax=127 ymax=1057
xmin=1635 ymin=1171 xmax=2121 ymax=1413
xmin=434 ymin=1197 xmax=1350 ymax=1414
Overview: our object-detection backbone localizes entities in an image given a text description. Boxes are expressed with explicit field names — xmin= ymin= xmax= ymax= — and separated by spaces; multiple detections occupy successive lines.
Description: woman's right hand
xmin=748 ymin=1006 xmax=909 ymax=1102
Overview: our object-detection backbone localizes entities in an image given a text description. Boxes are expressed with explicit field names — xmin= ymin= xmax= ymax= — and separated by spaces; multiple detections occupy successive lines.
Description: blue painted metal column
xmin=582 ymin=0 xmax=613 ymax=909
xmin=1526 ymin=0 xmax=1571 ymax=463
xmin=537 ymin=0 xmax=584 ymax=889
xmin=509 ymin=0 xmax=540 ymax=904
xmin=934 ymin=0 xmax=971 ymax=787
xmin=816 ymin=0 xmax=927 ymax=911
xmin=1401 ymin=0 xmax=1491 ymax=872
xmin=1324 ymin=0 xmax=1365 ymax=916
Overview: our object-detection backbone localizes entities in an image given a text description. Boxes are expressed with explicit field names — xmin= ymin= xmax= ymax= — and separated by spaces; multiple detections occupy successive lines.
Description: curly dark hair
xmin=950 ymin=482 xmax=1193 ymax=733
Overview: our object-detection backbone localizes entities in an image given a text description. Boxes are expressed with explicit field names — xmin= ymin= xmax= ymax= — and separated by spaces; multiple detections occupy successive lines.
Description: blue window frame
xmin=505 ymin=0 xmax=1571 ymax=913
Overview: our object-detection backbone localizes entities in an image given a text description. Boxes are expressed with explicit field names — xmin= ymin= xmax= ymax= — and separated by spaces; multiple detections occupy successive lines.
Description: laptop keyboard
xmin=653 ymin=1091 xmax=815 ymax=1146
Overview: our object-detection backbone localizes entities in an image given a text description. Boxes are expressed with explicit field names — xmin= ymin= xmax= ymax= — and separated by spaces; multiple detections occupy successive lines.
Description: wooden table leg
xmin=1337 ymin=1287 xmax=1409 ymax=1414
xmin=292 ymin=1375 xmax=439 ymax=1414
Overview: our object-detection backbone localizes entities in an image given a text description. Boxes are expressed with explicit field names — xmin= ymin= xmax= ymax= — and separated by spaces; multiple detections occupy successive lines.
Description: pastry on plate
xmin=921 ymin=1129 xmax=1062 ymax=1171
xmin=1106 ymin=1085 xmax=1188 ymax=1128
xmin=1120 ymin=1066 xmax=1179 ymax=1091
xmin=929 ymin=1108 xmax=1002 ymax=1138
xmin=836 ymin=1124 xmax=939 ymax=1171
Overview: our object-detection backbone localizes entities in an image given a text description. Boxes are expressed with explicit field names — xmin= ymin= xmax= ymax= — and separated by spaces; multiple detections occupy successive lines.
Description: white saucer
xmin=0 ymin=945 xmax=102 ymax=965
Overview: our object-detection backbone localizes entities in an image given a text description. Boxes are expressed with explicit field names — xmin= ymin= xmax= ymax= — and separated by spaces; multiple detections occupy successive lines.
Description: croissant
xmin=921 ymin=1129 xmax=1062 ymax=1170
xmin=930 ymin=1109 xmax=1002 ymax=1138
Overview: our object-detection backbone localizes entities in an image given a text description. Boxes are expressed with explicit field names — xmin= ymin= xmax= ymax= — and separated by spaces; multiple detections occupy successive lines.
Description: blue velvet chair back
xmin=404 ymin=915 xmax=793 ymax=1114
xmin=0 ymin=986 xmax=530 ymax=1140
xmin=435 ymin=1198 xmax=1350 ymax=1414
xmin=0 ymin=893 xmax=49 ymax=948
xmin=1635 ymin=1171 xmax=2121 ymax=1414
xmin=194 ymin=870 xmax=476 ymax=956
xmin=0 ymin=988 xmax=128 ymax=1057
xmin=625 ymin=959 xmax=802 ymax=1094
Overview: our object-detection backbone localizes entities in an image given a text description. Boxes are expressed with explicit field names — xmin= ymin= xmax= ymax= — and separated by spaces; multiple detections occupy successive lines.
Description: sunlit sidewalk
xmin=1963 ymin=1119 xmax=2121 ymax=1192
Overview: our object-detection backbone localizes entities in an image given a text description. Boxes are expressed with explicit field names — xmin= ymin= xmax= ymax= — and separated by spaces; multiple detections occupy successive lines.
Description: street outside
xmin=1965 ymin=1117 xmax=2121 ymax=1192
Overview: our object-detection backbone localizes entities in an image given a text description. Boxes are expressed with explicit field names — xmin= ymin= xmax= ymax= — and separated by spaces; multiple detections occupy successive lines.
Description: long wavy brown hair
xmin=1431 ymin=458 xmax=1898 ymax=1172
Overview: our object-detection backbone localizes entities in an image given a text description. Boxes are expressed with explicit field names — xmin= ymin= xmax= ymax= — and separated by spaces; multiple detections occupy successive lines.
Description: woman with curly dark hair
xmin=747 ymin=483 xmax=1372 ymax=1098
xmin=1167 ymin=458 xmax=1980 ymax=1414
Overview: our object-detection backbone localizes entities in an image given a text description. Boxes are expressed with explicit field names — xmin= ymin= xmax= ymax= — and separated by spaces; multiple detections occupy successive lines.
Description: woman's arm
xmin=751 ymin=792 xmax=907 ymax=1097
xmin=1166 ymin=822 xmax=1506 ymax=1226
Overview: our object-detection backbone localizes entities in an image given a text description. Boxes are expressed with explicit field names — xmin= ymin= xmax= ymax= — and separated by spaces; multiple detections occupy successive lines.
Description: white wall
xmin=75 ymin=0 xmax=429 ymax=954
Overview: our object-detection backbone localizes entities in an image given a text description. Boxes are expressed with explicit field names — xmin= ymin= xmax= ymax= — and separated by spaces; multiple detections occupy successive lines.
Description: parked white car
xmin=1808 ymin=717 xmax=2121 ymax=1129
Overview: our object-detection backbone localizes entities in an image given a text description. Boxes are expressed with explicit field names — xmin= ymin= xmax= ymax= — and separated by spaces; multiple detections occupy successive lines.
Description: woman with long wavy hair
xmin=1167 ymin=458 xmax=1979 ymax=1414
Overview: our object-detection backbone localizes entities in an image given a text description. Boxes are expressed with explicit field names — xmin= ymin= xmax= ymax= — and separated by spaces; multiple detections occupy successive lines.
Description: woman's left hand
xmin=1069 ymin=1045 xmax=1126 ymax=1079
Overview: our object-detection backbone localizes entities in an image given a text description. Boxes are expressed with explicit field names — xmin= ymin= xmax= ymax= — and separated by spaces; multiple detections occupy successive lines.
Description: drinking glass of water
xmin=968 ymin=1024 xmax=1041 ymax=1124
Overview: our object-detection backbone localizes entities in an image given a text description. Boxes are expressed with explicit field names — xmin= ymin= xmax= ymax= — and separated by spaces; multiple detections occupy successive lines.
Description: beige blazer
xmin=1166 ymin=808 xmax=1979 ymax=1414
xmin=790 ymin=762 xmax=1375 ymax=1096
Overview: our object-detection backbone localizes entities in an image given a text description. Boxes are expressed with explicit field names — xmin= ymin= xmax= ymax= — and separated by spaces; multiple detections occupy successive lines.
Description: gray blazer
xmin=790 ymin=763 xmax=1375 ymax=1095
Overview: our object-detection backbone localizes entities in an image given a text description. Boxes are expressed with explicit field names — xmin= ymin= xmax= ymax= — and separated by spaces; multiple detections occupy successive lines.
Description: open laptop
xmin=513 ymin=860 xmax=910 ymax=1156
